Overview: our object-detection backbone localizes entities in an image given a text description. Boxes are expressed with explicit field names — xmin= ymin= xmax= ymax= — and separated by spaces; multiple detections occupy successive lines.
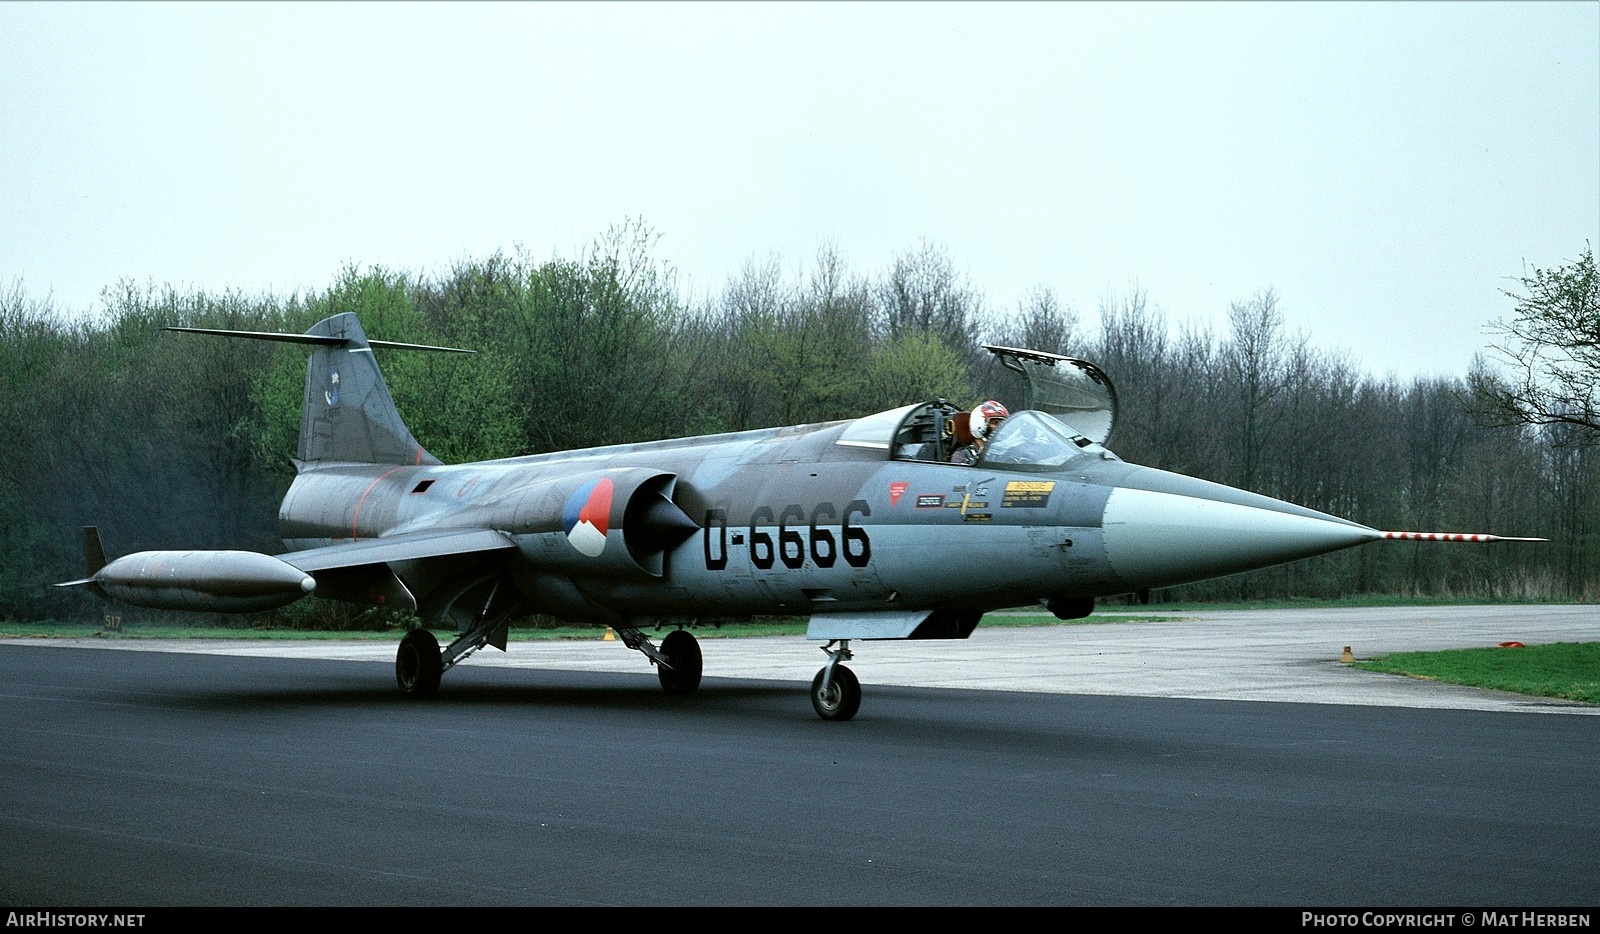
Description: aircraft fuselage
xmin=278 ymin=412 xmax=1379 ymax=629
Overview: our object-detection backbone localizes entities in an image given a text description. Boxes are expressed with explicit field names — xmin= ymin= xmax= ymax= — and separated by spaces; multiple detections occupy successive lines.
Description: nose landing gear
xmin=811 ymin=640 xmax=861 ymax=721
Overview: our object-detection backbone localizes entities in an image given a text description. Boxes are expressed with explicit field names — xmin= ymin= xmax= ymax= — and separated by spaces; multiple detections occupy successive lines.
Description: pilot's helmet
xmin=970 ymin=400 xmax=1010 ymax=439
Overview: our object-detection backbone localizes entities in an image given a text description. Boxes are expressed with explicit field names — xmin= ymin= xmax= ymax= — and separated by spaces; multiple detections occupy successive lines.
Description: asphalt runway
xmin=17 ymin=604 xmax=1599 ymax=714
xmin=1 ymin=605 xmax=1596 ymax=907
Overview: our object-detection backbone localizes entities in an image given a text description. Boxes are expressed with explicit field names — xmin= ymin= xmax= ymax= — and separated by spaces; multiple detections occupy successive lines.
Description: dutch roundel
xmin=562 ymin=477 xmax=613 ymax=557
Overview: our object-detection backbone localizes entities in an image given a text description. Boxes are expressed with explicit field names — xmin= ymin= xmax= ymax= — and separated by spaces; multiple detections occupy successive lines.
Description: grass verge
xmin=1352 ymin=642 xmax=1600 ymax=704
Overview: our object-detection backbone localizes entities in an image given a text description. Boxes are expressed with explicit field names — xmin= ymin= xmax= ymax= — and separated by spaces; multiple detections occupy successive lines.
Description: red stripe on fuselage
xmin=351 ymin=467 xmax=405 ymax=540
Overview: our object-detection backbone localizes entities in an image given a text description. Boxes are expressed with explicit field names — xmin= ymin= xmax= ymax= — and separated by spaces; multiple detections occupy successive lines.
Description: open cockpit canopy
xmin=833 ymin=344 xmax=1119 ymax=468
xmin=836 ymin=401 xmax=1116 ymax=469
xmin=983 ymin=345 xmax=1116 ymax=446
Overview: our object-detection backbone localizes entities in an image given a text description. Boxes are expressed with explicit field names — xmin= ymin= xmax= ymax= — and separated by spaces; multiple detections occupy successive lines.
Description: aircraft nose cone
xmin=1100 ymin=487 xmax=1382 ymax=590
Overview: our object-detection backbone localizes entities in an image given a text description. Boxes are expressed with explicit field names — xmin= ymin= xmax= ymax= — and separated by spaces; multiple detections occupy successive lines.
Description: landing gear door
xmin=984 ymin=345 xmax=1118 ymax=446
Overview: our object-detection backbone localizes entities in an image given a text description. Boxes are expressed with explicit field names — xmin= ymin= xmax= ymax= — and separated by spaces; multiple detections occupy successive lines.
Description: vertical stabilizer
xmin=164 ymin=313 xmax=473 ymax=468
xmin=298 ymin=313 xmax=440 ymax=467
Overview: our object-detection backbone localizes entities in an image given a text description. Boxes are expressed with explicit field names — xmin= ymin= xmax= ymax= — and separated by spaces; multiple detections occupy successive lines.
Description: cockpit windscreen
xmin=980 ymin=411 xmax=1101 ymax=468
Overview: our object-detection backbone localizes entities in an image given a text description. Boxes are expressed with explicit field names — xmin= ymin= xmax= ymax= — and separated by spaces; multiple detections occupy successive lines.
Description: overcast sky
xmin=4 ymin=1 xmax=1597 ymax=380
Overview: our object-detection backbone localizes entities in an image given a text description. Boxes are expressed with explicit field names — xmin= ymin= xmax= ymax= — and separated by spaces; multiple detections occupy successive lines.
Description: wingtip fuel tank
xmin=72 ymin=549 xmax=317 ymax=613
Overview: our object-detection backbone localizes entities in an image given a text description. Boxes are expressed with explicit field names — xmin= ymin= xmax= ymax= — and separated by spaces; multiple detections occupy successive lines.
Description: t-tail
xmin=165 ymin=312 xmax=472 ymax=467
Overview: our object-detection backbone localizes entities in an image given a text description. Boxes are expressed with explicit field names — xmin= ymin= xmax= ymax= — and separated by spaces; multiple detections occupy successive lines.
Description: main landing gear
xmin=395 ymin=613 xmax=709 ymax=699
xmin=395 ymin=628 xmax=443 ymax=697
xmin=396 ymin=619 xmax=512 ymax=699
xmin=396 ymin=575 xmax=520 ymax=699
xmin=811 ymin=640 xmax=861 ymax=721
xmin=613 ymin=625 xmax=703 ymax=695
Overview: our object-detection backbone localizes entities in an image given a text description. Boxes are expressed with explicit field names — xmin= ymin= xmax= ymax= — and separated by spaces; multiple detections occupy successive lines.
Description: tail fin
xmin=54 ymin=526 xmax=111 ymax=601
xmin=82 ymin=525 xmax=108 ymax=576
xmin=294 ymin=313 xmax=442 ymax=467
xmin=165 ymin=312 xmax=473 ymax=467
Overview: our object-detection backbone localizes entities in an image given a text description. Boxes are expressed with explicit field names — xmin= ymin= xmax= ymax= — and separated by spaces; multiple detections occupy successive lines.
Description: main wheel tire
xmin=810 ymin=664 xmax=861 ymax=721
xmin=657 ymin=629 xmax=703 ymax=695
xmin=396 ymin=629 xmax=443 ymax=698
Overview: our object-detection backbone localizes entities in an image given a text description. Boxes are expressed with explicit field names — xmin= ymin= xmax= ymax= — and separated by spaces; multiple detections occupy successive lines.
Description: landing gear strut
xmin=811 ymin=640 xmax=861 ymax=721
xmin=395 ymin=574 xmax=521 ymax=698
xmin=614 ymin=625 xmax=703 ymax=696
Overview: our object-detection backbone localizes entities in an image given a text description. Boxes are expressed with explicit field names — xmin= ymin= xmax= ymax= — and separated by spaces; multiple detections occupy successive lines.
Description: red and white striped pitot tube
xmin=1381 ymin=531 xmax=1549 ymax=542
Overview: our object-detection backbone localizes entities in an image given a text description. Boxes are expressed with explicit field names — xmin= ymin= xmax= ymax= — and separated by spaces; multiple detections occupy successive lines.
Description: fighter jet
xmin=60 ymin=312 xmax=1543 ymax=720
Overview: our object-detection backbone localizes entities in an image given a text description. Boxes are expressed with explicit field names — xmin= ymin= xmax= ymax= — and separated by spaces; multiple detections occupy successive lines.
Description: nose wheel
xmin=810 ymin=665 xmax=861 ymax=720
xmin=811 ymin=640 xmax=861 ymax=720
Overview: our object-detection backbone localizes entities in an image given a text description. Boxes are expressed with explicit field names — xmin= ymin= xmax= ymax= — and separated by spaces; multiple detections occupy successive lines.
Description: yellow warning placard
xmin=1001 ymin=480 xmax=1055 ymax=508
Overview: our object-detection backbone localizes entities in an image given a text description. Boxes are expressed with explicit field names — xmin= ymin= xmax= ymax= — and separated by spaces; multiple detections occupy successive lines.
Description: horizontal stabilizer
xmin=163 ymin=326 xmax=475 ymax=354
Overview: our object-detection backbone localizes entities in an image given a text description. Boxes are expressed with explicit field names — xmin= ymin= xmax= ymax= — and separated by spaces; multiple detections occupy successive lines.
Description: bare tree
xmin=971 ymin=285 xmax=1080 ymax=408
xmin=876 ymin=240 xmax=984 ymax=368
xmin=1471 ymin=245 xmax=1599 ymax=442
xmin=1009 ymin=285 xmax=1079 ymax=352
xmin=1223 ymin=288 xmax=1294 ymax=491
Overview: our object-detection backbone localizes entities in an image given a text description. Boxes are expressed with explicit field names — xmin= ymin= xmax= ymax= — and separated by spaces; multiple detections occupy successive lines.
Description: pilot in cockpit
xmin=950 ymin=400 xmax=1008 ymax=465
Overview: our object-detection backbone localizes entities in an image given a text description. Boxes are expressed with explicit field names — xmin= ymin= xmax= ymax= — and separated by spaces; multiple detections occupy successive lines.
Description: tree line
xmin=2 ymin=222 xmax=1593 ymax=623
